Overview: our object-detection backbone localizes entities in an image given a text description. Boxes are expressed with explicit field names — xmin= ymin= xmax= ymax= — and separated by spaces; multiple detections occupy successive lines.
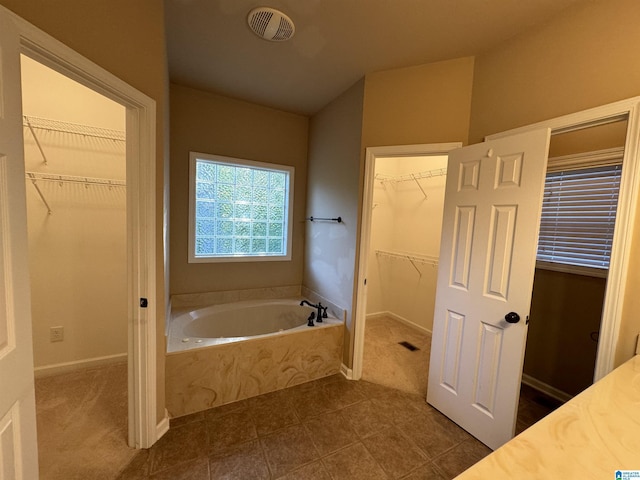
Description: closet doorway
xmin=353 ymin=143 xmax=461 ymax=389
xmin=21 ymin=55 xmax=136 ymax=478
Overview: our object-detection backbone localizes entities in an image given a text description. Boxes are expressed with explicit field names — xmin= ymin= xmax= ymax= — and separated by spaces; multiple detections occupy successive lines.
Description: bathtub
xmin=168 ymin=298 xmax=341 ymax=352
xmin=166 ymin=296 xmax=344 ymax=417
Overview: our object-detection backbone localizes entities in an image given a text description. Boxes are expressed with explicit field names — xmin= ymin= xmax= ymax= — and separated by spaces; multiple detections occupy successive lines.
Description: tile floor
xmin=116 ymin=375 xmax=492 ymax=479
xmin=361 ymin=316 xmax=431 ymax=396
xmin=35 ymin=315 xmax=563 ymax=479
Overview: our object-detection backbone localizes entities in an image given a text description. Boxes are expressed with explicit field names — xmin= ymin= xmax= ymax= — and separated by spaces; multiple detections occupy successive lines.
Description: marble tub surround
xmin=301 ymin=286 xmax=347 ymax=323
xmin=457 ymin=354 xmax=640 ymax=478
xmin=170 ymin=285 xmax=302 ymax=310
xmin=166 ymin=321 xmax=344 ymax=417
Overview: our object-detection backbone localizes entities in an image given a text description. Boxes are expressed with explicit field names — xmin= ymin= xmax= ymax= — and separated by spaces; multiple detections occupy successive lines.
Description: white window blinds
xmin=537 ymin=164 xmax=621 ymax=271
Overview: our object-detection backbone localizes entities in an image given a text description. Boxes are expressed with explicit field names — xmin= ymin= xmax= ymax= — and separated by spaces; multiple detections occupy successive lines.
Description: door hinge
xmin=140 ymin=298 xmax=148 ymax=308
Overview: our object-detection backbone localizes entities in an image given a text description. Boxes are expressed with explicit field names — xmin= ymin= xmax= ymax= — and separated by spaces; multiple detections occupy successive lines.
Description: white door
xmin=427 ymin=129 xmax=550 ymax=450
xmin=0 ymin=12 xmax=40 ymax=480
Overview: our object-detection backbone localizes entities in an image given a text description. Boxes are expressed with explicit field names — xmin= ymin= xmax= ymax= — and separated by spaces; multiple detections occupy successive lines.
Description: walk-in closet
xmin=362 ymin=155 xmax=447 ymax=396
xmin=21 ymin=55 xmax=134 ymax=479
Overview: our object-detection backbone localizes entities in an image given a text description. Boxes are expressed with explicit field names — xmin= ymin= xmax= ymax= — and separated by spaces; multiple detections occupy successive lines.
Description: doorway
xmin=0 ymin=5 xmax=162 ymax=460
xmin=521 ymin=118 xmax=628 ymax=405
xmin=361 ymin=154 xmax=447 ymax=396
xmin=20 ymin=55 xmax=137 ymax=477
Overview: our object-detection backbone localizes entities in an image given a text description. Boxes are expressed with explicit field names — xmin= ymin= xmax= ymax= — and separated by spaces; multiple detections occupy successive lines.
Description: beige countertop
xmin=456 ymin=355 xmax=640 ymax=479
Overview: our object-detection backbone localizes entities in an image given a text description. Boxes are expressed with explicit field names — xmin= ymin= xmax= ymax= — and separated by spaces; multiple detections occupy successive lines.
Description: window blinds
xmin=537 ymin=164 xmax=621 ymax=270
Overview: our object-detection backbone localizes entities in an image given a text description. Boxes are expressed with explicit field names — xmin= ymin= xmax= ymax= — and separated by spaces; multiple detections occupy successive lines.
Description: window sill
xmin=535 ymin=260 xmax=608 ymax=278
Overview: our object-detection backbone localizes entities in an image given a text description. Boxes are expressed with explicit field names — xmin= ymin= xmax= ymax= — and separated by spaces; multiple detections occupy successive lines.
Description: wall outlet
xmin=50 ymin=326 xmax=64 ymax=342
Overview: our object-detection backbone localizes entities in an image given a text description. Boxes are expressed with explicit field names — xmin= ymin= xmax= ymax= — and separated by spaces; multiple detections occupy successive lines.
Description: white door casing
xmin=352 ymin=143 xmax=462 ymax=381
xmin=0 ymin=4 xmax=164 ymax=456
xmin=427 ymin=129 xmax=550 ymax=450
xmin=0 ymin=12 xmax=40 ymax=480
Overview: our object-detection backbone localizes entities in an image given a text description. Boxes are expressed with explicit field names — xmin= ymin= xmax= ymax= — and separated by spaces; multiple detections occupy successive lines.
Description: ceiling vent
xmin=247 ymin=7 xmax=295 ymax=42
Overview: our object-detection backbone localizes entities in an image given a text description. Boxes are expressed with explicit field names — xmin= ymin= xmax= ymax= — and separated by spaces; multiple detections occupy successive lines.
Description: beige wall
xmin=169 ymin=84 xmax=309 ymax=294
xmin=22 ymin=56 xmax=127 ymax=369
xmin=0 ymin=0 xmax=169 ymax=421
xmin=366 ymin=156 xmax=447 ymax=333
xmin=469 ymin=0 xmax=640 ymax=367
xmin=305 ymin=79 xmax=365 ymax=365
xmin=525 ymin=269 xmax=606 ymax=397
xmin=362 ymin=57 xmax=475 ymax=148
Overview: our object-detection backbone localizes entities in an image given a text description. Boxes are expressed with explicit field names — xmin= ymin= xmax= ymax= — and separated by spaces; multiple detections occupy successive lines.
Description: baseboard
xmin=156 ymin=409 xmax=170 ymax=441
xmin=521 ymin=373 xmax=573 ymax=403
xmin=340 ymin=363 xmax=354 ymax=380
xmin=367 ymin=311 xmax=432 ymax=336
xmin=34 ymin=353 xmax=127 ymax=378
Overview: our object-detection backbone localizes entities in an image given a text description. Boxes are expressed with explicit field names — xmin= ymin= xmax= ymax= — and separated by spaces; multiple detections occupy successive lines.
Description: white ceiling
xmin=165 ymin=0 xmax=585 ymax=116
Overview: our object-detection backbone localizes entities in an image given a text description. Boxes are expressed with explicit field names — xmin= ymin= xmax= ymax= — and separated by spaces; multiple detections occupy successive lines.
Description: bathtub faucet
xmin=300 ymin=300 xmax=326 ymax=324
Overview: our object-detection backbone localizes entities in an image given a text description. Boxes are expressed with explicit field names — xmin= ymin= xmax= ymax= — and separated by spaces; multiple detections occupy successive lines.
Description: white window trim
xmin=188 ymin=151 xmax=294 ymax=263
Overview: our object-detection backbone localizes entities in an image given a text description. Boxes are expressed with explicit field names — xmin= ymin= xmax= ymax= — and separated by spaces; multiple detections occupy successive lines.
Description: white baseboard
xmin=34 ymin=353 xmax=127 ymax=378
xmin=156 ymin=409 xmax=170 ymax=440
xmin=521 ymin=373 xmax=573 ymax=403
xmin=340 ymin=363 xmax=354 ymax=380
xmin=367 ymin=311 xmax=432 ymax=336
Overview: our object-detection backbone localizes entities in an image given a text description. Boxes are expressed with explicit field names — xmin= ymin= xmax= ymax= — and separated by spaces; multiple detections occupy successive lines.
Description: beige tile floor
xmin=35 ymin=316 xmax=561 ymax=479
xmin=361 ymin=316 xmax=432 ymax=397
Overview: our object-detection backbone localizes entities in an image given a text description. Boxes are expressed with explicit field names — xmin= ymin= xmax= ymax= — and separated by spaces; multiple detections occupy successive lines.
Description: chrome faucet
xmin=300 ymin=300 xmax=326 ymax=324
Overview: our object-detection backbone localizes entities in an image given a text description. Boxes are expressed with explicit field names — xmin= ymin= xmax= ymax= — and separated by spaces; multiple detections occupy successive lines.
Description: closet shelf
xmin=375 ymin=167 xmax=447 ymax=199
xmin=375 ymin=249 xmax=439 ymax=276
xmin=26 ymin=171 xmax=126 ymax=187
xmin=375 ymin=167 xmax=447 ymax=184
xmin=26 ymin=172 xmax=126 ymax=215
xmin=23 ymin=115 xmax=125 ymax=142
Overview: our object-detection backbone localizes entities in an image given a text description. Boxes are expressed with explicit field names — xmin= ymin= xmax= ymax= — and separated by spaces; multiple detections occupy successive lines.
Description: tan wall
xmin=362 ymin=57 xmax=475 ymax=148
xmin=169 ymin=84 xmax=309 ymax=294
xmin=305 ymin=79 xmax=365 ymax=366
xmin=524 ymin=269 xmax=606 ymax=397
xmin=0 ymin=0 xmax=169 ymax=421
xmin=469 ymin=0 xmax=640 ymax=367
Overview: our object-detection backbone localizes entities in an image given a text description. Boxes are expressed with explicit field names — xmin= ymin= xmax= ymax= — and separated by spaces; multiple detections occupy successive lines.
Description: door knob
xmin=505 ymin=312 xmax=520 ymax=324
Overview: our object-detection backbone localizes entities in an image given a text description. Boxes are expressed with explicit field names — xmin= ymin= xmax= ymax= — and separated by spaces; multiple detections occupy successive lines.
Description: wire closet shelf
xmin=375 ymin=249 xmax=439 ymax=276
xmin=22 ymin=115 xmax=126 ymax=215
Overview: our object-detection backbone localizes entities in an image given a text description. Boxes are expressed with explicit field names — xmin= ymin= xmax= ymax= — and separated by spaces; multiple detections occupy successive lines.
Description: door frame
xmin=351 ymin=143 xmax=462 ymax=381
xmin=486 ymin=97 xmax=640 ymax=382
xmin=3 ymin=7 xmax=164 ymax=448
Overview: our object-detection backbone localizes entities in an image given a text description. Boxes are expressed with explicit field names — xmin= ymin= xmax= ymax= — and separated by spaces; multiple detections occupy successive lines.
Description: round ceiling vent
xmin=247 ymin=7 xmax=295 ymax=42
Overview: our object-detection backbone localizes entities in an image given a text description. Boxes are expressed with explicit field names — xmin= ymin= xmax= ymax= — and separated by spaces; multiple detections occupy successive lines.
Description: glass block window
xmin=189 ymin=152 xmax=294 ymax=263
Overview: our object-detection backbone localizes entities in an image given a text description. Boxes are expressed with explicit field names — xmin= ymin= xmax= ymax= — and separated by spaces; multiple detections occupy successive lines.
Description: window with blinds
xmin=537 ymin=162 xmax=622 ymax=275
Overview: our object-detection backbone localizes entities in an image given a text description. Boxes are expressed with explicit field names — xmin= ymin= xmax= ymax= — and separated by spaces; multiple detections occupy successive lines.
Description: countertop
xmin=456 ymin=354 xmax=640 ymax=478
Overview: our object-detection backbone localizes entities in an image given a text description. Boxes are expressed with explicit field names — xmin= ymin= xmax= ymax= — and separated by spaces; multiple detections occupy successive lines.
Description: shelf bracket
xmin=24 ymin=116 xmax=49 ymax=166
xmin=27 ymin=173 xmax=52 ymax=215
xmin=411 ymin=174 xmax=428 ymax=199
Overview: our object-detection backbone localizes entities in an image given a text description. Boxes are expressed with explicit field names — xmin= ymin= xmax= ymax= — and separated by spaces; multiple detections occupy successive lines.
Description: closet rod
xmin=22 ymin=115 xmax=126 ymax=142
xmin=25 ymin=171 xmax=126 ymax=188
